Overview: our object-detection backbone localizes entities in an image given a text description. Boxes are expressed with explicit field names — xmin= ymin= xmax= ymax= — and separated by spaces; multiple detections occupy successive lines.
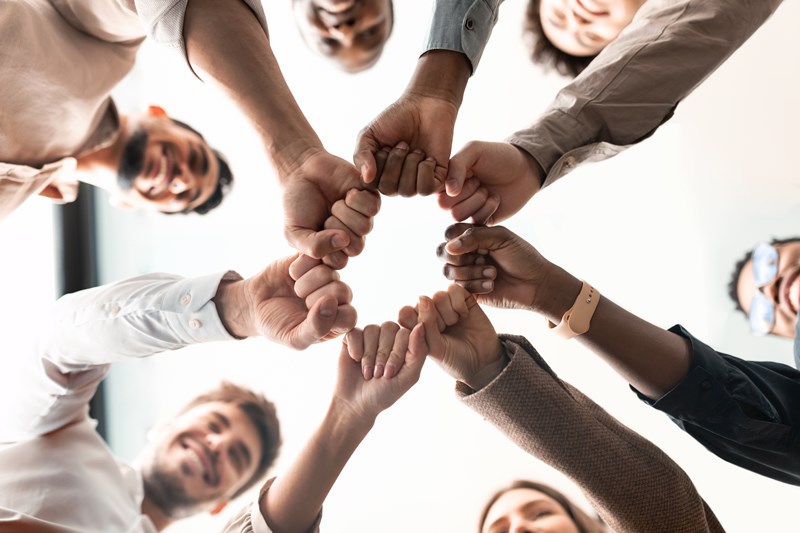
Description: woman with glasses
xmin=437 ymin=224 xmax=800 ymax=487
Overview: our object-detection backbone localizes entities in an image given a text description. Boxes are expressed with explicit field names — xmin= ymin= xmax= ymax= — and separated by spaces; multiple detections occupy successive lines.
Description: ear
xmin=210 ymin=500 xmax=228 ymax=515
xmin=108 ymin=194 xmax=135 ymax=210
xmin=147 ymin=105 xmax=169 ymax=118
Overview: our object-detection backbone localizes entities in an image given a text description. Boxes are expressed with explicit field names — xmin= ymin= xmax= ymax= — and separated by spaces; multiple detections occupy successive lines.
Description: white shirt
xmin=0 ymin=271 xmax=238 ymax=532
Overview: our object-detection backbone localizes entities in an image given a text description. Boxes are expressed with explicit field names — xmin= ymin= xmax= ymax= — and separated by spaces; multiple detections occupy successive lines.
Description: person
xmin=730 ymin=237 xmax=800 ymax=368
xmin=0 ymin=252 xmax=356 ymax=531
xmin=225 ymin=321 xmax=426 ymax=532
xmin=355 ymin=0 xmax=783 ymax=227
xmin=363 ymin=283 xmax=722 ymax=532
xmin=4 ymin=0 xmax=383 ymax=269
xmin=438 ymin=223 xmax=800 ymax=486
xmin=292 ymin=0 xmax=395 ymax=73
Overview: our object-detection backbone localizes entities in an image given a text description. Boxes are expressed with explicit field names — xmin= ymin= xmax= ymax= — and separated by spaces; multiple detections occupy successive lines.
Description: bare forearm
xmin=183 ymin=0 xmax=322 ymax=179
xmin=407 ymin=50 xmax=471 ymax=107
xmin=534 ymin=265 xmax=691 ymax=399
xmin=261 ymin=400 xmax=374 ymax=533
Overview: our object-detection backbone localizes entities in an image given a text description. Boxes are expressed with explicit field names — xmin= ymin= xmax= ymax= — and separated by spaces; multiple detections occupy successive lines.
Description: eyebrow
xmin=212 ymin=411 xmax=231 ymax=429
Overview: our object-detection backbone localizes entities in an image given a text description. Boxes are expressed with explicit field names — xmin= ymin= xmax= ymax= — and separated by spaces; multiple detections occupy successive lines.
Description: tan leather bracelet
xmin=547 ymin=281 xmax=600 ymax=340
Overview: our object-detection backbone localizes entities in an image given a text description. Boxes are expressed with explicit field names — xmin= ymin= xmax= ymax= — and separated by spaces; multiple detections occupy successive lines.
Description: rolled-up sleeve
xmin=423 ymin=0 xmax=504 ymax=73
xmin=221 ymin=478 xmax=322 ymax=533
xmin=633 ymin=324 xmax=800 ymax=485
xmin=133 ymin=0 xmax=268 ymax=75
xmin=507 ymin=0 xmax=783 ymax=186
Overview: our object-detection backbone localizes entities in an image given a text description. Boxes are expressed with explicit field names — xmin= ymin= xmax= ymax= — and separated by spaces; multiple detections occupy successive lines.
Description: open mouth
xmin=782 ymin=267 xmax=800 ymax=316
xmin=143 ymin=145 xmax=179 ymax=198
xmin=180 ymin=435 xmax=219 ymax=487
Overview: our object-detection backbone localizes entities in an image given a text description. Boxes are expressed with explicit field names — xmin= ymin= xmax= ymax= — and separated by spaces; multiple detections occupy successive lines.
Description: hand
xmin=336 ymin=323 xmax=426 ymax=421
xmin=398 ymin=284 xmax=504 ymax=390
xmin=214 ymin=254 xmax=356 ymax=349
xmin=437 ymin=224 xmax=553 ymax=312
xmin=321 ymin=188 xmax=381 ymax=269
xmin=438 ymin=141 xmax=543 ymax=224
xmin=282 ymin=150 xmax=378 ymax=269
xmin=354 ymin=95 xmax=457 ymax=197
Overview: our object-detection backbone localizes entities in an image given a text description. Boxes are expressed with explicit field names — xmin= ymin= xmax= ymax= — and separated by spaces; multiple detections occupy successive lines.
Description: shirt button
xmin=189 ymin=319 xmax=201 ymax=329
xmin=180 ymin=294 xmax=192 ymax=305
xmin=701 ymin=379 xmax=712 ymax=390
xmin=465 ymin=18 xmax=475 ymax=30
xmin=564 ymin=156 xmax=576 ymax=168
xmin=111 ymin=305 xmax=121 ymax=315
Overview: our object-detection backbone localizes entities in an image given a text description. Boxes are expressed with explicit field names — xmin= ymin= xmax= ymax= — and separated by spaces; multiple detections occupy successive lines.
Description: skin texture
xmin=737 ymin=241 xmax=800 ymax=339
xmin=539 ymin=0 xmax=645 ymax=57
xmin=482 ymin=488 xmax=581 ymax=533
xmin=292 ymin=0 xmax=393 ymax=72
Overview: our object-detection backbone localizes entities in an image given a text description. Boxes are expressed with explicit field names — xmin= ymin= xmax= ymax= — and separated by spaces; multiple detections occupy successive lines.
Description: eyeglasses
xmin=748 ymin=243 xmax=779 ymax=336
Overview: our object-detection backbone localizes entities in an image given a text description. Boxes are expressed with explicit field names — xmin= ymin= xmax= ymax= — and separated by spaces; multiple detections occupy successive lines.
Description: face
xmin=539 ymin=0 xmax=645 ymax=57
xmin=293 ymin=0 xmax=392 ymax=72
xmin=482 ymin=488 xmax=581 ymax=533
xmin=115 ymin=113 xmax=219 ymax=213
xmin=737 ymin=241 xmax=800 ymax=339
xmin=141 ymin=401 xmax=263 ymax=516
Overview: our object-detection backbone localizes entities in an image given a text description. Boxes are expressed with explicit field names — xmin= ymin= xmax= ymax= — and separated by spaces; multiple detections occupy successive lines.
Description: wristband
xmin=547 ymin=281 xmax=599 ymax=340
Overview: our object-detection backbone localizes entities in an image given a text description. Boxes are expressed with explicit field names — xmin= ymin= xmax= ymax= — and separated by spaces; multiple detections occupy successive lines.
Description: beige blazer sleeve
xmin=458 ymin=335 xmax=725 ymax=533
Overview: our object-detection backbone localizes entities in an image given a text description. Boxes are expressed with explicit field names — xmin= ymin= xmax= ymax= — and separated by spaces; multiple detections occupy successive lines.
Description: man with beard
xmin=0 ymin=252 xmax=357 ymax=531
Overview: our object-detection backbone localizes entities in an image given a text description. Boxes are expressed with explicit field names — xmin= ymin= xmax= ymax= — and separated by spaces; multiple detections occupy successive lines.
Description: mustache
xmin=117 ymin=129 xmax=149 ymax=190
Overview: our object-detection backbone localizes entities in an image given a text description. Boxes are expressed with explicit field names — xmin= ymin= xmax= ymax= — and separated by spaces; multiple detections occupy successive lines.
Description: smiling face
xmin=482 ymin=488 xmax=581 ymax=533
xmin=140 ymin=401 xmax=264 ymax=517
xmin=737 ymin=240 xmax=800 ymax=339
xmin=114 ymin=113 xmax=220 ymax=214
xmin=292 ymin=0 xmax=393 ymax=72
xmin=539 ymin=0 xmax=645 ymax=57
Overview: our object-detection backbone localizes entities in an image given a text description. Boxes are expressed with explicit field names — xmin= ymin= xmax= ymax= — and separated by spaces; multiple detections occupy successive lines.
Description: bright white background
xmin=1 ymin=1 xmax=798 ymax=531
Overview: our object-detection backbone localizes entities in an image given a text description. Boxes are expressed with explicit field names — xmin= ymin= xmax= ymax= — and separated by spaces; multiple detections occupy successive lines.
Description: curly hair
xmin=524 ymin=0 xmax=595 ymax=77
xmin=179 ymin=381 xmax=281 ymax=499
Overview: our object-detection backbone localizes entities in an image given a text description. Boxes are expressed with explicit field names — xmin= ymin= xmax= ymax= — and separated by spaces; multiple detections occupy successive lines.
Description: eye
xmin=209 ymin=421 xmax=222 ymax=434
xmin=320 ymin=37 xmax=339 ymax=50
xmin=552 ymin=7 xmax=567 ymax=20
xmin=357 ymin=25 xmax=380 ymax=40
xmin=585 ymin=32 xmax=601 ymax=42
xmin=530 ymin=510 xmax=552 ymax=520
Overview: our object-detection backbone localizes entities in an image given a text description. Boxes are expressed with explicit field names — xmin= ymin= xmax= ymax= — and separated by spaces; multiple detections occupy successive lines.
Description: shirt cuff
xmin=248 ymin=477 xmax=323 ymax=533
xmin=423 ymin=0 xmax=503 ymax=73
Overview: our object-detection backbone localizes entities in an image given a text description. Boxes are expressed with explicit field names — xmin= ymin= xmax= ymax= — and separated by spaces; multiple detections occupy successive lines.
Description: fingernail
xmin=482 ymin=268 xmax=494 ymax=277
xmin=374 ymin=364 xmax=384 ymax=379
xmin=482 ymin=280 xmax=493 ymax=290
xmin=384 ymin=364 xmax=397 ymax=379
xmin=360 ymin=164 xmax=367 ymax=177
xmin=319 ymin=304 xmax=335 ymax=318
xmin=362 ymin=365 xmax=373 ymax=380
xmin=449 ymin=238 xmax=464 ymax=250
xmin=332 ymin=234 xmax=348 ymax=248
xmin=475 ymin=256 xmax=485 ymax=266
xmin=396 ymin=141 xmax=409 ymax=150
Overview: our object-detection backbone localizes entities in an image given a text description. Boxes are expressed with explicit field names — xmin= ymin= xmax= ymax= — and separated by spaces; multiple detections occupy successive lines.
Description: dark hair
xmin=180 ymin=381 xmax=281 ymax=500
xmin=170 ymin=118 xmax=234 ymax=215
xmin=728 ymin=236 xmax=800 ymax=314
xmin=479 ymin=480 xmax=606 ymax=533
xmin=524 ymin=0 xmax=595 ymax=78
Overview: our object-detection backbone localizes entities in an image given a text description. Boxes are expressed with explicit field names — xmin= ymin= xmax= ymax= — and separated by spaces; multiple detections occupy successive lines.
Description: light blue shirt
xmin=424 ymin=0 xmax=505 ymax=73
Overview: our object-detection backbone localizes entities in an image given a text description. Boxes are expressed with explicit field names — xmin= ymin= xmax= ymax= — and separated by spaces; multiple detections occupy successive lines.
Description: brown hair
xmin=180 ymin=381 xmax=281 ymax=499
xmin=524 ymin=0 xmax=595 ymax=78
xmin=478 ymin=480 xmax=607 ymax=533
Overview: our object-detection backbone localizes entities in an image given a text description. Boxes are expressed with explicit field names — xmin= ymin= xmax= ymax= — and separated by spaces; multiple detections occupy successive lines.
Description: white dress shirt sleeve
xmin=507 ymin=0 xmax=783 ymax=187
xmin=423 ymin=0 xmax=505 ymax=73
xmin=3 ymin=271 xmax=240 ymax=443
xmin=133 ymin=0 xmax=268 ymax=75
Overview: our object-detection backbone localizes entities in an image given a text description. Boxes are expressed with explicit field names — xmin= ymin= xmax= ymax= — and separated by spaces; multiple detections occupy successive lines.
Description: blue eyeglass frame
xmin=748 ymin=243 xmax=779 ymax=336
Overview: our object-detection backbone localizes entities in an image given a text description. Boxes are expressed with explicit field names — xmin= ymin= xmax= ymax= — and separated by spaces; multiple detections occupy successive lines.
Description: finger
xmin=407 ymin=322 xmax=428 ymax=360
xmin=437 ymin=177 xmax=480 ymax=210
xmin=432 ymin=290 xmax=460 ymax=327
xmin=447 ymin=187 xmax=489 ymax=224
xmin=442 ymin=263 xmax=496 ymax=283
xmin=330 ymin=304 xmax=357 ymax=338
xmin=289 ymin=254 xmax=321 ymax=281
xmin=290 ymin=296 xmax=339 ymax=350
xmin=468 ymin=192 xmax=500 ymax=226
xmin=444 ymin=222 xmax=476 ymax=241
xmin=305 ymin=280 xmax=353 ymax=310
xmin=322 ymin=251 xmax=349 ymax=270
xmin=331 ymin=198 xmax=374 ymax=237
xmin=418 ymin=296 xmax=444 ymax=357
xmin=293 ymin=264 xmax=340 ymax=299
xmin=397 ymin=150 xmax=426 ymax=198
xmin=354 ymin=130 xmax=379 ymax=183
xmin=345 ymin=188 xmax=381 ymax=218
xmin=345 ymin=328 xmax=365 ymax=362
xmin=324 ymin=215 xmax=366 ymax=257
xmin=285 ymin=226 xmax=350 ymax=260
xmin=377 ymin=142 xmax=409 ymax=196
xmin=446 ymin=284 xmax=471 ymax=317
xmin=361 ymin=324 xmax=381 ymax=380
xmin=444 ymin=225 xmax=512 ymax=256
xmin=374 ymin=147 xmax=390 ymax=183
xmin=417 ymin=158 xmax=443 ymax=196
xmin=374 ymin=321 xmax=400 ymax=379
xmin=384 ymin=326 xmax=410 ymax=379
xmin=397 ymin=305 xmax=419 ymax=330
xmin=436 ymin=242 xmax=481 ymax=267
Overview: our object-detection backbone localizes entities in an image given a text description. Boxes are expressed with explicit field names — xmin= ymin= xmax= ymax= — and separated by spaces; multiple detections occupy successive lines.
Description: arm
xmin=402 ymin=283 xmax=722 ymax=532
xmin=442 ymin=0 xmax=783 ymax=221
xmin=223 ymin=325 xmax=426 ymax=533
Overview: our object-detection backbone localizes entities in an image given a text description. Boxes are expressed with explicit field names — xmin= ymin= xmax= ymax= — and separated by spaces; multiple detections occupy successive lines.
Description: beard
xmin=117 ymin=128 xmax=149 ymax=190
xmin=140 ymin=451 xmax=202 ymax=520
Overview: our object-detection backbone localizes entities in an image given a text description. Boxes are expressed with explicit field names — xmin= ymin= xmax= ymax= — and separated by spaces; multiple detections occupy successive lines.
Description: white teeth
xmin=187 ymin=447 xmax=205 ymax=476
xmin=155 ymin=155 xmax=168 ymax=184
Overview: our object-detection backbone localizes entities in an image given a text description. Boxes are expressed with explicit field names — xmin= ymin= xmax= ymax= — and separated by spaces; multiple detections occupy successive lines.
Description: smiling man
xmin=731 ymin=238 xmax=800 ymax=367
xmin=0 ymin=253 xmax=356 ymax=531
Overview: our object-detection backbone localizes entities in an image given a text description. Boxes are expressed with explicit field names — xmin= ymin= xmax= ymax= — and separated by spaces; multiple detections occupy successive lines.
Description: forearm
xmin=183 ymin=0 xmax=322 ymax=179
xmin=407 ymin=50 xmax=471 ymax=107
xmin=534 ymin=265 xmax=691 ymax=399
xmin=261 ymin=400 xmax=375 ymax=533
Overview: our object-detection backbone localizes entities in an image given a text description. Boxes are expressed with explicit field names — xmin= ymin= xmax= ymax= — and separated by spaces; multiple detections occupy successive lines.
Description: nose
xmin=760 ymin=276 xmax=780 ymax=305
xmin=510 ymin=519 xmax=537 ymax=533
xmin=329 ymin=18 xmax=356 ymax=45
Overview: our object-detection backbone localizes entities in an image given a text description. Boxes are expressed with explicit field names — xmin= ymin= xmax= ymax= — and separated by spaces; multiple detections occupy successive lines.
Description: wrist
xmin=512 ymin=144 xmax=545 ymax=189
xmin=268 ymin=138 xmax=326 ymax=185
xmin=531 ymin=265 xmax=582 ymax=323
xmin=406 ymin=50 xmax=470 ymax=108
xmin=463 ymin=339 xmax=507 ymax=390
xmin=213 ymin=279 xmax=255 ymax=339
xmin=328 ymin=397 xmax=377 ymax=436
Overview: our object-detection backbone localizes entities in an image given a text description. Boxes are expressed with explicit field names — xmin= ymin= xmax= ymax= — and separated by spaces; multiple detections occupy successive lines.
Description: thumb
xmin=444 ymin=226 xmax=508 ymax=257
xmin=290 ymin=296 xmax=338 ymax=350
xmin=285 ymin=226 xmax=350 ymax=260
xmin=445 ymin=142 xmax=481 ymax=197
xmin=354 ymin=130 xmax=379 ymax=184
